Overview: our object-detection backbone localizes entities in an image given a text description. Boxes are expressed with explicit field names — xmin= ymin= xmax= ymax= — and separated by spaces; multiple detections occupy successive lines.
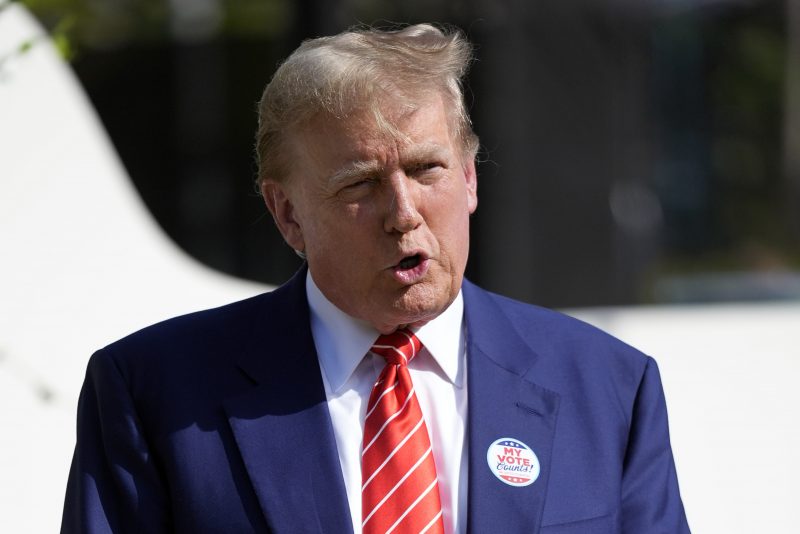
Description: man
xmin=62 ymin=24 xmax=690 ymax=533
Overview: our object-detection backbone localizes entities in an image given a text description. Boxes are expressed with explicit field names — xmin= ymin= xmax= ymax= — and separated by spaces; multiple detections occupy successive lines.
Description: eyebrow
xmin=404 ymin=143 xmax=449 ymax=166
xmin=328 ymin=160 xmax=383 ymax=187
xmin=328 ymin=143 xmax=450 ymax=186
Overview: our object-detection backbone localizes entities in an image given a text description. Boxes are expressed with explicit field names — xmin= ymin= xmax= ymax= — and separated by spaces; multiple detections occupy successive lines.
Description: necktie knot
xmin=370 ymin=328 xmax=422 ymax=366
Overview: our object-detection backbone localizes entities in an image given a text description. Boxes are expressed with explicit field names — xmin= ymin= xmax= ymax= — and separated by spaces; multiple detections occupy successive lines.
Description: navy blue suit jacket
xmin=62 ymin=269 xmax=689 ymax=533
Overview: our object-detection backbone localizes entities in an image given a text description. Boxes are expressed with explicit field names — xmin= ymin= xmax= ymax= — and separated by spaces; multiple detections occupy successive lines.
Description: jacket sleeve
xmin=61 ymin=349 xmax=171 ymax=534
xmin=621 ymin=356 xmax=691 ymax=533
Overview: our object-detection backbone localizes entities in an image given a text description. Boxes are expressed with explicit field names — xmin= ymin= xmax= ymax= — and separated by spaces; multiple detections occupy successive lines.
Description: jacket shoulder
xmin=104 ymin=292 xmax=266 ymax=353
xmin=464 ymin=282 xmax=653 ymax=396
xmin=475 ymin=284 xmax=646 ymax=353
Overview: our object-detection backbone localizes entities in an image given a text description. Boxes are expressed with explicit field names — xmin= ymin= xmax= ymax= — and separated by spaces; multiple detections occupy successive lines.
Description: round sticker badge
xmin=486 ymin=437 xmax=540 ymax=487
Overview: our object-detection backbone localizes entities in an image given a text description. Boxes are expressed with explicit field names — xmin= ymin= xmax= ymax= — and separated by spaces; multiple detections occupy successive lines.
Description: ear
xmin=261 ymin=180 xmax=306 ymax=252
xmin=463 ymin=157 xmax=478 ymax=214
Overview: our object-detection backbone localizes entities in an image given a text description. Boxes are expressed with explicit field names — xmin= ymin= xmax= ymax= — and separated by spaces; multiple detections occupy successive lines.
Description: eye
xmin=344 ymin=176 xmax=377 ymax=189
xmin=408 ymin=161 xmax=444 ymax=176
xmin=336 ymin=176 xmax=378 ymax=199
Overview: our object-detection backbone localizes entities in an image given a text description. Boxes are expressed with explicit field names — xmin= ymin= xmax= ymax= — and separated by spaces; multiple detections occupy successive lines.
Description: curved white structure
xmin=0 ymin=5 xmax=267 ymax=532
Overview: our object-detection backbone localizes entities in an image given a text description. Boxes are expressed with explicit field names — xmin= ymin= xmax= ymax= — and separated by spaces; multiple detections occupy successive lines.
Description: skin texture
xmin=262 ymin=93 xmax=478 ymax=334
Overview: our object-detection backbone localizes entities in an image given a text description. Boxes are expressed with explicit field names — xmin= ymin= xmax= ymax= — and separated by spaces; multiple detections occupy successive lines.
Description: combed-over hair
xmin=255 ymin=23 xmax=479 ymax=187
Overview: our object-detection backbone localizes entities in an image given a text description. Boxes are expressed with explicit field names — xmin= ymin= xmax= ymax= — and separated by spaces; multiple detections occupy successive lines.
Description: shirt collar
xmin=306 ymin=271 xmax=465 ymax=393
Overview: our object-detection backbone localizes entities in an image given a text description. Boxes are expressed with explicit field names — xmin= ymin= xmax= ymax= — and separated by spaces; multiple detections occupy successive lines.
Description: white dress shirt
xmin=306 ymin=272 xmax=468 ymax=534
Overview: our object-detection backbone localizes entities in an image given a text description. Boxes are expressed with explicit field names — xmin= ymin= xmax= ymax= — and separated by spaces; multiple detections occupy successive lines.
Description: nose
xmin=383 ymin=173 xmax=423 ymax=234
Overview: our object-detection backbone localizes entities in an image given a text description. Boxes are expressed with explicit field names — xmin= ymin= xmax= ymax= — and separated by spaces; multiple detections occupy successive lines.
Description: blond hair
xmin=255 ymin=23 xmax=479 ymax=187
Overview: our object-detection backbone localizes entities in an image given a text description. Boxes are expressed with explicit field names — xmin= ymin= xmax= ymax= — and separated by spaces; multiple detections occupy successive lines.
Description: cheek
xmin=302 ymin=219 xmax=340 ymax=263
xmin=429 ymin=208 xmax=471 ymax=263
xmin=307 ymin=211 xmax=371 ymax=259
xmin=433 ymin=183 xmax=472 ymax=228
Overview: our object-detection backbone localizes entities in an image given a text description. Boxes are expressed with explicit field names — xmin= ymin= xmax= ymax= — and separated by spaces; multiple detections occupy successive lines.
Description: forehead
xmin=289 ymin=93 xmax=457 ymax=170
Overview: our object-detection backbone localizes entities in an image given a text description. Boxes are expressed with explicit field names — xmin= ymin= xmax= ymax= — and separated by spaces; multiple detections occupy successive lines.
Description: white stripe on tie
xmin=361 ymin=417 xmax=426 ymax=490
xmin=361 ymin=386 xmax=415 ymax=454
xmin=420 ymin=511 xmax=444 ymax=534
xmin=361 ymin=446 xmax=433 ymax=525
xmin=364 ymin=382 xmax=399 ymax=421
xmin=384 ymin=478 xmax=439 ymax=534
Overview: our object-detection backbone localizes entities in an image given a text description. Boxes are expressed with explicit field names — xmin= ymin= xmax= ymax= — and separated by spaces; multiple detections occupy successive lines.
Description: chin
xmin=391 ymin=284 xmax=451 ymax=322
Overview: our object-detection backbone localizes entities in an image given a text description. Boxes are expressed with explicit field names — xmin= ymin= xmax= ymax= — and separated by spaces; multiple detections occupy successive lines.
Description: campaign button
xmin=486 ymin=437 xmax=540 ymax=487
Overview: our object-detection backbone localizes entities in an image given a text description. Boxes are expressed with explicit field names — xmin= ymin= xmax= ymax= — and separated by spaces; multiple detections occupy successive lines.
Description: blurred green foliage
xmin=14 ymin=0 xmax=294 ymax=57
xmin=5 ymin=0 xmax=793 ymax=301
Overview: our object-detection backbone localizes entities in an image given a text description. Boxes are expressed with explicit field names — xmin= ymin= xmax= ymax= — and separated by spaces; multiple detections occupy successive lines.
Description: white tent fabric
xmin=1 ymin=4 xmax=798 ymax=533
xmin=569 ymin=304 xmax=800 ymax=533
xmin=0 ymin=5 xmax=267 ymax=532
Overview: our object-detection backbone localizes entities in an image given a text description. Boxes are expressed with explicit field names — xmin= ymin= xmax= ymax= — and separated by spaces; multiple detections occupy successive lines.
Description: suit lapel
xmin=223 ymin=268 xmax=353 ymax=534
xmin=221 ymin=272 xmax=559 ymax=532
xmin=463 ymin=282 xmax=560 ymax=534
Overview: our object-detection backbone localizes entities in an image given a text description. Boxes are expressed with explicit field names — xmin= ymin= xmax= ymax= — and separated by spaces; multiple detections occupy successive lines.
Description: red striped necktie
xmin=361 ymin=329 xmax=445 ymax=534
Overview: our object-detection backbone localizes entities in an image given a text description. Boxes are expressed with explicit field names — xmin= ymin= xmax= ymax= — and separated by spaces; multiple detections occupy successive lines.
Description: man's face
xmin=263 ymin=93 xmax=477 ymax=334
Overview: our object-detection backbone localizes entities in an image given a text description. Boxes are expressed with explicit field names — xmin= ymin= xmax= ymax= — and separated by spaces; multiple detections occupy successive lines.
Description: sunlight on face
xmin=265 ymin=93 xmax=477 ymax=333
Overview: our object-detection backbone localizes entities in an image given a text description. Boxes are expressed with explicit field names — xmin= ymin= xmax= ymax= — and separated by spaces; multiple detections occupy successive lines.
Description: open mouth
xmin=397 ymin=254 xmax=422 ymax=270
xmin=391 ymin=253 xmax=429 ymax=284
